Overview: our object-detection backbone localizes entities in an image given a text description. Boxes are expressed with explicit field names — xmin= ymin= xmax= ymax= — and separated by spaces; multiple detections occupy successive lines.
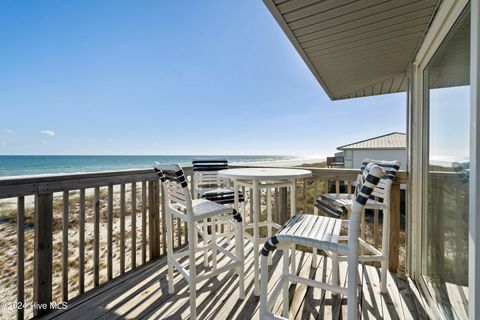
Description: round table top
xmin=218 ymin=168 xmax=312 ymax=180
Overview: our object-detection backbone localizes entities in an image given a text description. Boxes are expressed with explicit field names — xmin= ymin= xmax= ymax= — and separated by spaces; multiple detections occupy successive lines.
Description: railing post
xmin=278 ymin=187 xmax=288 ymax=224
xmin=149 ymin=180 xmax=161 ymax=260
xmin=34 ymin=193 xmax=53 ymax=316
xmin=389 ymin=182 xmax=401 ymax=272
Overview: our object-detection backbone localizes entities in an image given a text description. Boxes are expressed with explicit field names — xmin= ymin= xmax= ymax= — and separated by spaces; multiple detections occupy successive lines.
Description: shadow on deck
xmin=40 ymin=240 xmax=432 ymax=319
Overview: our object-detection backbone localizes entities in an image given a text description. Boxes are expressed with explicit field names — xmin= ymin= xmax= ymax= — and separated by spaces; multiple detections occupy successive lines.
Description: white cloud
xmin=41 ymin=141 xmax=48 ymax=145
xmin=3 ymin=129 xmax=14 ymax=134
xmin=40 ymin=130 xmax=56 ymax=136
xmin=107 ymin=139 xmax=114 ymax=143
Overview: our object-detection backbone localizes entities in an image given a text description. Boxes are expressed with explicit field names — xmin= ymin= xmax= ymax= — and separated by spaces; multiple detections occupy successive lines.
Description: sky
xmin=0 ymin=0 xmax=407 ymax=156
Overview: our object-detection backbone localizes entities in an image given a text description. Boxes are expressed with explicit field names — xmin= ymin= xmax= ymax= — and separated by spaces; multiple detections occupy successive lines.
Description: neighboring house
xmin=336 ymin=132 xmax=407 ymax=170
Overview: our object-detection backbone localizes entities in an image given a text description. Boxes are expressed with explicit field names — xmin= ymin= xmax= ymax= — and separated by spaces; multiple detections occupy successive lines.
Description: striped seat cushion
xmin=198 ymin=187 xmax=245 ymax=204
xmin=314 ymin=195 xmax=348 ymax=218
xmin=192 ymin=159 xmax=229 ymax=171
xmin=314 ymin=193 xmax=387 ymax=218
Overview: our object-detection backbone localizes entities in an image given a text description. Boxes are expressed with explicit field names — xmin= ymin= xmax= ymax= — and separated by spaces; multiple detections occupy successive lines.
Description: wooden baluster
xmin=94 ymin=187 xmax=100 ymax=286
xmin=79 ymin=189 xmax=85 ymax=294
xmin=131 ymin=182 xmax=137 ymax=269
xmin=120 ymin=184 xmax=126 ymax=274
xmin=17 ymin=196 xmax=25 ymax=320
xmin=303 ymin=178 xmax=307 ymax=213
xmin=107 ymin=185 xmax=113 ymax=280
xmin=177 ymin=215 xmax=182 ymax=247
xmin=274 ymin=188 xmax=279 ymax=222
xmin=62 ymin=191 xmax=69 ymax=302
xmin=249 ymin=188 xmax=254 ymax=224
xmin=361 ymin=207 xmax=366 ymax=255
xmin=142 ymin=181 xmax=147 ymax=264
xmin=278 ymin=187 xmax=288 ymax=224
xmin=374 ymin=197 xmax=379 ymax=248
xmin=34 ymin=193 xmax=53 ymax=316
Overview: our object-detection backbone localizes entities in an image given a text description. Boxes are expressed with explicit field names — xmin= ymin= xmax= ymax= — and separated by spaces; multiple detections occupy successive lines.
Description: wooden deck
xmin=40 ymin=239 xmax=433 ymax=320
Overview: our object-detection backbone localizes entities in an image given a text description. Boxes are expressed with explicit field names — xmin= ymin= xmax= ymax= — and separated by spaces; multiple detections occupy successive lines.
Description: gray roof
xmin=338 ymin=132 xmax=406 ymax=150
xmin=263 ymin=0 xmax=441 ymax=100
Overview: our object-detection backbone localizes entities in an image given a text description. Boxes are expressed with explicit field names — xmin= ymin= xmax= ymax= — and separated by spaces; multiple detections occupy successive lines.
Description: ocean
xmin=0 ymin=155 xmax=299 ymax=177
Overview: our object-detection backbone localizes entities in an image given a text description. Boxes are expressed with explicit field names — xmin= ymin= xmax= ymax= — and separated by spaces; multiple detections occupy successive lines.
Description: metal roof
xmin=263 ymin=0 xmax=441 ymax=100
xmin=337 ymin=132 xmax=406 ymax=150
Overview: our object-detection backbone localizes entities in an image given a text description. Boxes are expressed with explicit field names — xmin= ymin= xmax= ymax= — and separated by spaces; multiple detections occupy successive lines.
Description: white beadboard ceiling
xmin=263 ymin=0 xmax=441 ymax=100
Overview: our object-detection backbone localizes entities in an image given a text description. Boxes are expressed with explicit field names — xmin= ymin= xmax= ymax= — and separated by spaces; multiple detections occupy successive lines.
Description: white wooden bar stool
xmin=192 ymin=159 xmax=246 ymax=264
xmin=154 ymin=163 xmax=245 ymax=320
xmin=260 ymin=163 xmax=384 ymax=320
xmin=314 ymin=159 xmax=400 ymax=293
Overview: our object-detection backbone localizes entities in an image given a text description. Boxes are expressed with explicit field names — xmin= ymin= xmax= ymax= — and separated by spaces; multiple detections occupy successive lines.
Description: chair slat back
xmin=154 ymin=163 xmax=192 ymax=213
xmin=349 ymin=164 xmax=384 ymax=243
xmin=357 ymin=159 xmax=401 ymax=203
xmin=192 ymin=159 xmax=229 ymax=190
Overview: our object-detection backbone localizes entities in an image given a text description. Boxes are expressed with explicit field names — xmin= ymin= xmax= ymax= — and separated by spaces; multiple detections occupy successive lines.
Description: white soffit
xmin=264 ymin=0 xmax=441 ymax=100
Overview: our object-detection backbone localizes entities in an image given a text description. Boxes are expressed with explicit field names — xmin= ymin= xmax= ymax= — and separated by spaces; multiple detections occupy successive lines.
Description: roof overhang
xmin=264 ymin=0 xmax=441 ymax=100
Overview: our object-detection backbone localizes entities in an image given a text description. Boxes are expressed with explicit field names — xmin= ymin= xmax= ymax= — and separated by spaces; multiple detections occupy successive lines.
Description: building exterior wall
xmin=343 ymin=149 xmax=406 ymax=170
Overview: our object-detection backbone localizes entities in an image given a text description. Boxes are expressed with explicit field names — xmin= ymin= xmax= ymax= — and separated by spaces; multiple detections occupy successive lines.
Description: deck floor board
xmin=41 ymin=239 xmax=431 ymax=320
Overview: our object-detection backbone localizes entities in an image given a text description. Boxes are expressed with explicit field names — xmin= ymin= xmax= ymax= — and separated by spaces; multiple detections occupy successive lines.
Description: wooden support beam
xmin=17 ymin=196 xmax=25 ymax=320
xmin=149 ymin=180 xmax=160 ymax=260
xmin=93 ymin=187 xmax=100 ymax=287
xmin=389 ymin=183 xmax=401 ymax=272
xmin=62 ymin=191 xmax=69 ymax=302
xmin=131 ymin=182 xmax=137 ymax=269
xmin=34 ymin=193 xmax=53 ymax=316
xmin=107 ymin=185 xmax=113 ymax=280
xmin=120 ymin=184 xmax=126 ymax=274
xmin=79 ymin=189 xmax=85 ymax=294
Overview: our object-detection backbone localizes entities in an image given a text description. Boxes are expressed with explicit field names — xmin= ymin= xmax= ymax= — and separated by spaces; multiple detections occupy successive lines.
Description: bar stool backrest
xmin=350 ymin=164 xmax=385 ymax=245
xmin=356 ymin=159 xmax=401 ymax=208
xmin=154 ymin=162 xmax=193 ymax=215
xmin=192 ymin=159 xmax=229 ymax=190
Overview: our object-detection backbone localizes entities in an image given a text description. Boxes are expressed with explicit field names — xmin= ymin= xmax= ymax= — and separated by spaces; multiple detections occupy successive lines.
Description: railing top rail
xmin=0 ymin=164 xmax=406 ymax=199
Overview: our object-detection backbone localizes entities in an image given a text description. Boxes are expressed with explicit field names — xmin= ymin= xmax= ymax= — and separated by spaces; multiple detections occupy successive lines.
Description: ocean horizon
xmin=0 ymin=155 xmax=313 ymax=177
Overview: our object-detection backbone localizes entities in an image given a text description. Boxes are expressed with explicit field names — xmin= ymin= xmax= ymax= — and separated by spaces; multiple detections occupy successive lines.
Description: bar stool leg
xmin=381 ymin=208 xmax=390 ymax=293
xmin=203 ymin=218 xmax=209 ymax=267
xmin=267 ymin=187 xmax=273 ymax=265
xmin=332 ymin=252 xmax=340 ymax=287
xmin=235 ymin=219 xmax=245 ymax=299
xmin=211 ymin=217 xmax=218 ymax=270
xmin=253 ymin=180 xmax=260 ymax=296
xmin=282 ymin=248 xmax=290 ymax=318
xmin=188 ymin=221 xmax=197 ymax=320
xmin=312 ymin=248 xmax=318 ymax=268
xmin=290 ymin=181 xmax=297 ymax=275
xmin=260 ymin=253 xmax=269 ymax=317
xmin=166 ymin=210 xmax=174 ymax=294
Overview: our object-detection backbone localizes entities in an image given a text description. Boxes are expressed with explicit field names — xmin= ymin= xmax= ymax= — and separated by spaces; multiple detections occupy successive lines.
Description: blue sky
xmin=0 ymin=0 xmax=406 ymax=156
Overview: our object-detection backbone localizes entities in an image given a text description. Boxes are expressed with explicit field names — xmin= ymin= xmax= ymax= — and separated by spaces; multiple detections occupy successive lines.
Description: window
xmin=423 ymin=7 xmax=470 ymax=319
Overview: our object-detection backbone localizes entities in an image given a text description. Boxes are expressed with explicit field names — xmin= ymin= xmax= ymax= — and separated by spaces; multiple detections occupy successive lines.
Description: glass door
xmin=422 ymin=7 xmax=470 ymax=319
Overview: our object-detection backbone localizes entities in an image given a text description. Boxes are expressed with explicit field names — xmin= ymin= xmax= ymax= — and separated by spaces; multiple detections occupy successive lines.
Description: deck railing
xmin=0 ymin=165 xmax=406 ymax=319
